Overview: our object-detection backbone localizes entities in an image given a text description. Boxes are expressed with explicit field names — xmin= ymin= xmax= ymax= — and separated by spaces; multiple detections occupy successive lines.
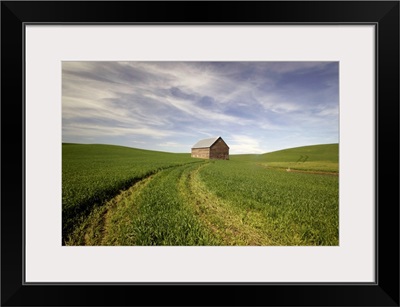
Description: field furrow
xmin=64 ymin=171 xmax=156 ymax=245
xmin=179 ymin=163 xmax=274 ymax=245
xmin=101 ymin=163 xmax=219 ymax=245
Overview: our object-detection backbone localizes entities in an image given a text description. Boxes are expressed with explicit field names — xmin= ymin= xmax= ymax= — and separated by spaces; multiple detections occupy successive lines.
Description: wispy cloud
xmin=62 ymin=61 xmax=339 ymax=153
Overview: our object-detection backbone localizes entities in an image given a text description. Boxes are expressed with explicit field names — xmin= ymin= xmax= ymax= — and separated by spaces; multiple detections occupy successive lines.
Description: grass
xmin=62 ymin=143 xmax=339 ymax=246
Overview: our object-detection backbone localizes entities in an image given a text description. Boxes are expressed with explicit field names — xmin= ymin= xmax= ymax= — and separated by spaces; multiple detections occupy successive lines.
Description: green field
xmin=62 ymin=143 xmax=339 ymax=246
xmin=232 ymin=144 xmax=339 ymax=173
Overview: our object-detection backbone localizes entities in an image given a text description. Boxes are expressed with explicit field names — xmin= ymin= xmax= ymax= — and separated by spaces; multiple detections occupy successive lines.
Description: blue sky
xmin=62 ymin=61 xmax=339 ymax=154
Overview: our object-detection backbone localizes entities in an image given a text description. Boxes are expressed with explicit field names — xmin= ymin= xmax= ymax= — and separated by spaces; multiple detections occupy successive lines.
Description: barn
xmin=191 ymin=136 xmax=229 ymax=160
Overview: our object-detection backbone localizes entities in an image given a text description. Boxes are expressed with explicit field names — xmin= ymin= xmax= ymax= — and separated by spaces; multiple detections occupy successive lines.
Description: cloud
xmin=63 ymin=123 xmax=170 ymax=138
xmin=62 ymin=61 xmax=339 ymax=153
xmin=228 ymin=135 xmax=265 ymax=154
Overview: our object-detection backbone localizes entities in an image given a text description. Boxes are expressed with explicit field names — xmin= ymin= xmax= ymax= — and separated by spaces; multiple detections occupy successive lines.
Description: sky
xmin=62 ymin=61 xmax=339 ymax=154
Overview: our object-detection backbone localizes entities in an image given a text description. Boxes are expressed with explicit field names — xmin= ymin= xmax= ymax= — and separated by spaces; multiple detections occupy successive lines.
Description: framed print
xmin=1 ymin=1 xmax=399 ymax=306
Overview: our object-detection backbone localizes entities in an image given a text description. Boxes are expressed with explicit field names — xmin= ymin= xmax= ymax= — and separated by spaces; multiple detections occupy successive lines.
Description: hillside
xmin=232 ymin=143 xmax=339 ymax=173
xmin=260 ymin=143 xmax=338 ymax=162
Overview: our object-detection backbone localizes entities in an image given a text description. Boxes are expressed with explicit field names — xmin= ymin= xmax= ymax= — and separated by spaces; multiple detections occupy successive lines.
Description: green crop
xmin=198 ymin=160 xmax=339 ymax=245
xmin=62 ymin=143 xmax=200 ymax=244
xmin=63 ymin=143 xmax=339 ymax=246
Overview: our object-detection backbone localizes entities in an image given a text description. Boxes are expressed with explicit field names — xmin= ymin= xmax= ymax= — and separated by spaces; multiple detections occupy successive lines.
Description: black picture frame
xmin=1 ymin=1 xmax=399 ymax=306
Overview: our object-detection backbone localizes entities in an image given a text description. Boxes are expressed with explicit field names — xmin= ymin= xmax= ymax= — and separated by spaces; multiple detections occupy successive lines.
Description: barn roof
xmin=192 ymin=136 xmax=225 ymax=149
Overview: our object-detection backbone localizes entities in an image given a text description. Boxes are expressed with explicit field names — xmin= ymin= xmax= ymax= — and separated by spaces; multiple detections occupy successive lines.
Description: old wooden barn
xmin=191 ymin=136 xmax=229 ymax=160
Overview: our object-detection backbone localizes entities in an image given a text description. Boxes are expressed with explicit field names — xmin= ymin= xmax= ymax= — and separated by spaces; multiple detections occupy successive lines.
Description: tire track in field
xmin=97 ymin=162 xmax=205 ymax=245
xmin=99 ymin=174 xmax=155 ymax=245
xmin=180 ymin=163 xmax=274 ymax=246
xmin=74 ymin=161 xmax=272 ymax=246
xmin=126 ymin=162 xmax=219 ymax=246
xmin=79 ymin=173 xmax=156 ymax=245
xmin=70 ymin=163 xmax=199 ymax=245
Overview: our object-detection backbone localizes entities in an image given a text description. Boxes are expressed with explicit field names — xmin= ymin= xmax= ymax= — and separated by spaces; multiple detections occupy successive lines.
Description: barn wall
xmin=191 ymin=148 xmax=210 ymax=159
xmin=210 ymin=139 xmax=229 ymax=160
